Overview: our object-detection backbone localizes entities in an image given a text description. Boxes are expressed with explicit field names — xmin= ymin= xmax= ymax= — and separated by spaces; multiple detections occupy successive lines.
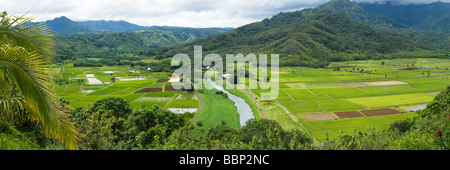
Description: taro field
xmin=253 ymin=58 xmax=450 ymax=141
xmin=51 ymin=63 xmax=200 ymax=114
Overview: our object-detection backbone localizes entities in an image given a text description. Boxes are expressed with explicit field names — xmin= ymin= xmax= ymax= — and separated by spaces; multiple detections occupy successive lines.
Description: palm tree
xmin=0 ymin=12 xmax=79 ymax=149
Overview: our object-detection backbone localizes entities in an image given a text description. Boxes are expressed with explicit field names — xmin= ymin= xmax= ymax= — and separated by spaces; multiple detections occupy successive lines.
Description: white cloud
xmin=352 ymin=0 xmax=450 ymax=4
xmin=0 ymin=0 xmax=447 ymax=28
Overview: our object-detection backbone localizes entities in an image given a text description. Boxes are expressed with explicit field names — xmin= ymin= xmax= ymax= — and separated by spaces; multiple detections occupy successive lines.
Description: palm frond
xmin=0 ymin=44 xmax=79 ymax=149
xmin=0 ymin=12 xmax=79 ymax=149
xmin=0 ymin=12 xmax=55 ymax=61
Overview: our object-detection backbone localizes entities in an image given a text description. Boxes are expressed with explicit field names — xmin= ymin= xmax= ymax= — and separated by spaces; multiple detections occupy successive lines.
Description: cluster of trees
xmin=1 ymin=85 xmax=448 ymax=150
xmin=73 ymin=59 xmax=102 ymax=67
xmin=54 ymin=28 xmax=228 ymax=61
xmin=215 ymin=91 xmax=228 ymax=98
xmin=149 ymin=1 xmax=449 ymax=67
xmin=72 ymin=85 xmax=450 ymax=150
xmin=54 ymin=78 xmax=85 ymax=85
xmin=70 ymin=97 xmax=193 ymax=150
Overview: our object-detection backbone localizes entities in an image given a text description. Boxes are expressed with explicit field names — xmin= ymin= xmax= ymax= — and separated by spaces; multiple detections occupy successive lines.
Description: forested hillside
xmin=149 ymin=9 xmax=441 ymax=67
xmin=54 ymin=27 xmax=230 ymax=60
xmin=148 ymin=0 xmax=448 ymax=67
xmin=2 ymin=85 xmax=448 ymax=150
xmin=357 ymin=1 xmax=450 ymax=33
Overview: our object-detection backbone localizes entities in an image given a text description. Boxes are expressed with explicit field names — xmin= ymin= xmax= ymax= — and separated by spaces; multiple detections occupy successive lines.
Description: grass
xmin=130 ymin=102 xmax=167 ymax=109
xmin=133 ymin=97 xmax=172 ymax=102
xmin=54 ymin=85 xmax=67 ymax=93
xmin=251 ymin=89 xmax=292 ymax=100
xmin=346 ymin=93 xmax=435 ymax=108
xmin=284 ymin=89 xmax=330 ymax=99
xmin=65 ymin=85 xmax=81 ymax=93
xmin=53 ymin=58 xmax=449 ymax=142
xmin=379 ymin=112 xmax=418 ymax=123
xmin=317 ymin=99 xmax=366 ymax=111
xmin=142 ymin=91 xmax=180 ymax=97
xmin=196 ymin=88 xmax=240 ymax=129
xmin=227 ymin=88 xmax=261 ymax=120
xmin=303 ymin=117 xmax=391 ymax=141
xmin=279 ymin=100 xmax=322 ymax=113
xmin=166 ymin=100 xmax=200 ymax=108
xmin=261 ymin=102 xmax=304 ymax=132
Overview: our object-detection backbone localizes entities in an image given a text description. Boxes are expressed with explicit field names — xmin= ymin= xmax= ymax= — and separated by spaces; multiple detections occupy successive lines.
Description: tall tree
xmin=0 ymin=12 xmax=79 ymax=149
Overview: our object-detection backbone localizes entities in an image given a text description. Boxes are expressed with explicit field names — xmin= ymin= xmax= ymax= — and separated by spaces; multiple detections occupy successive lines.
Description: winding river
xmin=206 ymin=78 xmax=254 ymax=126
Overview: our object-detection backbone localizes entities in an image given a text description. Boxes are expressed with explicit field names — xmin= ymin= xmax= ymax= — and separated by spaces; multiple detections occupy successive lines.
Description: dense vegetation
xmin=54 ymin=27 xmax=230 ymax=60
xmin=2 ymin=85 xmax=448 ymax=150
xmin=148 ymin=0 xmax=449 ymax=67
xmin=358 ymin=1 xmax=450 ymax=33
xmin=1 ymin=0 xmax=449 ymax=150
xmin=0 ymin=12 xmax=78 ymax=149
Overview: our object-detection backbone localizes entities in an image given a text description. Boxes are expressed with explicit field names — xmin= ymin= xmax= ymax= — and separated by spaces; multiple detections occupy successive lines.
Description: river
xmin=206 ymin=78 xmax=254 ymax=126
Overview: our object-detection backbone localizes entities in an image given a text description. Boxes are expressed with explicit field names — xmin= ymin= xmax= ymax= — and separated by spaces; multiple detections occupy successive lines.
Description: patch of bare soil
xmin=361 ymin=80 xmax=408 ymax=86
xmin=361 ymin=108 xmax=402 ymax=117
xmin=164 ymin=86 xmax=180 ymax=91
xmin=156 ymin=79 xmax=169 ymax=82
xmin=311 ymin=113 xmax=336 ymax=120
xmin=134 ymin=88 xmax=162 ymax=93
xmin=334 ymin=111 xmax=365 ymax=119
xmin=338 ymin=82 xmax=366 ymax=87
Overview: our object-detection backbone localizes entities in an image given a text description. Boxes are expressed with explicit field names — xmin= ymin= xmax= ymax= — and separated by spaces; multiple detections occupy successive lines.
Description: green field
xmin=247 ymin=58 xmax=450 ymax=142
xmin=303 ymin=112 xmax=418 ymax=141
xmin=54 ymin=58 xmax=450 ymax=143
xmin=195 ymin=88 xmax=240 ymax=129
xmin=261 ymin=102 xmax=304 ymax=132
xmin=317 ymin=99 xmax=366 ymax=111
xmin=346 ymin=93 xmax=435 ymax=108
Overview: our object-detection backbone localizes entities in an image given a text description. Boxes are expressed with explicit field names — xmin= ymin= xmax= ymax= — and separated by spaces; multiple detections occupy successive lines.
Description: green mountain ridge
xmin=55 ymin=27 xmax=230 ymax=60
xmin=51 ymin=0 xmax=449 ymax=66
xmin=31 ymin=16 xmax=234 ymax=34
xmin=35 ymin=16 xmax=103 ymax=34
xmin=149 ymin=3 xmax=443 ymax=67
xmin=357 ymin=1 xmax=450 ymax=33
xmin=318 ymin=0 xmax=404 ymax=29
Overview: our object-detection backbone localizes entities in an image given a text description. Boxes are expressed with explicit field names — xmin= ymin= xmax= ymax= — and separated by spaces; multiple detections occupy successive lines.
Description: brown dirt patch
xmin=399 ymin=67 xmax=419 ymax=70
xmin=338 ymin=82 xmax=366 ymax=87
xmin=134 ymin=88 xmax=162 ymax=93
xmin=156 ymin=79 xmax=169 ymax=82
xmin=164 ymin=86 xmax=180 ymax=91
xmin=389 ymin=67 xmax=419 ymax=70
xmin=271 ymin=71 xmax=289 ymax=74
xmin=311 ymin=113 xmax=336 ymax=120
xmin=361 ymin=108 xmax=402 ymax=117
xmin=334 ymin=111 xmax=365 ymax=119
xmin=361 ymin=80 xmax=408 ymax=86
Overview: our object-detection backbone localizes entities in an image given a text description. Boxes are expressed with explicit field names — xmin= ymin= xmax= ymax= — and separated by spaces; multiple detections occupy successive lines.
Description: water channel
xmin=206 ymin=78 xmax=254 ymax=126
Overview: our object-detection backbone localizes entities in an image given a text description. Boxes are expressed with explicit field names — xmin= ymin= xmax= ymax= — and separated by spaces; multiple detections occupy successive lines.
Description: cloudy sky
xmin=1 ymin=0 xmax=448 ymax=28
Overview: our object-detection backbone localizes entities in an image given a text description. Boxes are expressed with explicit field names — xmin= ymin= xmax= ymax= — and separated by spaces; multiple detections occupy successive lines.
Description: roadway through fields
xmin=191 ymin=91 xmax=204 ymax=125
xmin=242 ymin=89 xmax=266 ymax=119
xmin=274 ymin=103 xmax=317 ymax=142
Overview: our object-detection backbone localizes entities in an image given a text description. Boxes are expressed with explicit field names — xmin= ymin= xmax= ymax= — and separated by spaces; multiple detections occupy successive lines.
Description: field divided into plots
xmin=53 ymin=58 xmax=450 ymax=141
xmin=52 ymin=64 xmax=199 ymax=113
xmin=253 ymin=58 xmax=450 ymax=141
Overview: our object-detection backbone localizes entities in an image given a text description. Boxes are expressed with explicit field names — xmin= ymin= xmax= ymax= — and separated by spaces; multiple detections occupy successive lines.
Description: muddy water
xmin=206 ymin=78 xmax=254 ymax=126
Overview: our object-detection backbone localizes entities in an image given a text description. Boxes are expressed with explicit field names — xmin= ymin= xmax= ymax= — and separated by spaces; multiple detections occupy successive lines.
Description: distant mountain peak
xmin=318 ymin=0 xmax=403 ymax=29
xmin=77 ymin=19 xmax=145 ymax=32
xmin=52 ymin=16 xmax=72 ymax=22
xmin=357 ymin=1 xmax=450 ymax=33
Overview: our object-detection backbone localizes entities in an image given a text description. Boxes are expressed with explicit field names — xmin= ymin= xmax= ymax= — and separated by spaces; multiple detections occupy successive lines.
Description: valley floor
xmin=53 ymin=58 xmax=450 ymax=142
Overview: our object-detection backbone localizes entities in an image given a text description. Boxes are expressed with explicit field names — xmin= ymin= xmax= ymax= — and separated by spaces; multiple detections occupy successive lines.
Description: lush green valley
xmin=149 ymin=1 xmax=449 ymax=67
xmin=1 ymin=0 xmax=449 ymax=151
